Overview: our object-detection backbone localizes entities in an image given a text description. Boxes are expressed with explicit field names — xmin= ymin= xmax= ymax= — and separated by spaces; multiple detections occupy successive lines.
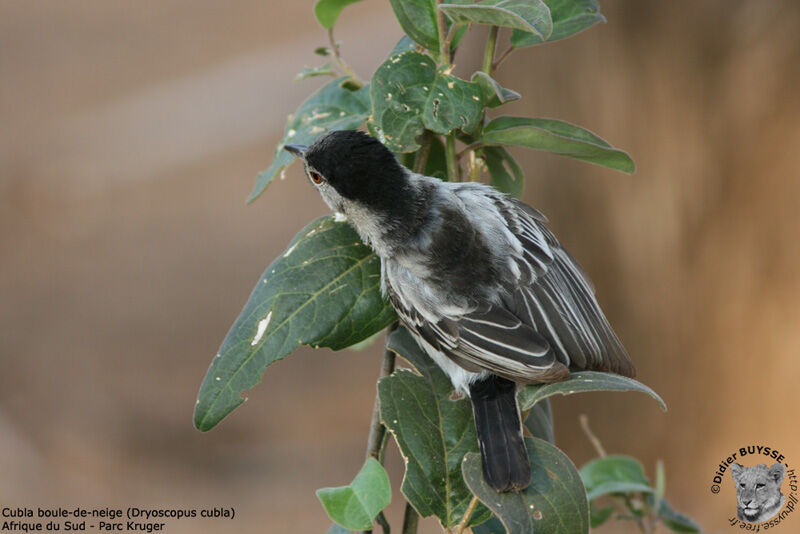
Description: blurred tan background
xmin=2 ymin=1 xmax=799 ymax=532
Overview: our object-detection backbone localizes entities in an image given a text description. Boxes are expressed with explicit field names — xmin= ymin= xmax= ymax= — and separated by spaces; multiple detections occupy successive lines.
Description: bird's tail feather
xmin=469 ymin=375 xmax=530 ymax=492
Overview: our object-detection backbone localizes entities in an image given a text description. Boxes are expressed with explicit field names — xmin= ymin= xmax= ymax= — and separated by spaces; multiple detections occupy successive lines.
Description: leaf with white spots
xmin=194 ymin=216 xmax=396 ymax=431
xmin=378 ymin=327 xmax=491 ymax=528
xmin=517 ymin=371 xmax=666 ymax=412
xmin=462 ymin=437 xmax=589 ymax=534
xmin=249 ymin=78 xmax=371 ymax=203
xmin=370 ymin=51 xmax=484 ymax=152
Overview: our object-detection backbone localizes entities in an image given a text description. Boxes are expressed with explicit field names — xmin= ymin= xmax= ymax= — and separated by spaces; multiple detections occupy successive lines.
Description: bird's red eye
xmin=310 ymin=171 xmax=323 ymax=184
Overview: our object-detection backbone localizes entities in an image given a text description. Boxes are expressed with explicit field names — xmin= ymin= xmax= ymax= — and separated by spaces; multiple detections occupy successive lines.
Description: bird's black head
xmin=284 ymin=130 xmax=410 ymax=216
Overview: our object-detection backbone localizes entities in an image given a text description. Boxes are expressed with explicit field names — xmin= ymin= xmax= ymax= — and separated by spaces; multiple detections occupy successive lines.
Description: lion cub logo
xmin=730 ymin=462 xmax=786 ymax=523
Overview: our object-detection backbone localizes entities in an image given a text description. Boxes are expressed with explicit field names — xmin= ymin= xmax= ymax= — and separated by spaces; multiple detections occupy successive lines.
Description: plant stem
xmin=328 ymin=28 xmax=364 ymax=88
xmin=365 ymin=322 xmax=399 ymax=460
xmin=492 ymin=45 xmax=515 ymax=71
xmin=483 ymin=26 xmax=499 ymax=75
xmin=413 ymin=131 xmax=434 ymax=174
xmin=456 ymin=142 xmax=483 ymax=160
xmin=445 ymin=133 xmax=459 ymax=182
xmin=375 ymin=511 xmax=391 ymax=534
xmin=453 ymin=496 xmax=480 ymax=533
xmin=361 ymin=323 xmax=399 ymax=534
xmin=579 ymin=414 xmax=606 ymax=458
xmin=401 ymin=503 xmax=419 ymax=534
xmin=436 ymin=0 xmax=450 ymax=66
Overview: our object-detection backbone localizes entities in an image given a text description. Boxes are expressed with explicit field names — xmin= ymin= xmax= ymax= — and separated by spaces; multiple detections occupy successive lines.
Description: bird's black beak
xmin=284 ymin=144 xmax=308 ymax=158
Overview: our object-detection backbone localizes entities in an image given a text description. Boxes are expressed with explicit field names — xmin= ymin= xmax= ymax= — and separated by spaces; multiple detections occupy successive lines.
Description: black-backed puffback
xmin=284 ymin=129 xmax=635 ymax=493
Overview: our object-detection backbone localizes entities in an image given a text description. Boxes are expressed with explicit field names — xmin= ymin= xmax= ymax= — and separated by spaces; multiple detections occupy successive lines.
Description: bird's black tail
xmin=469 ymin=375 xmax=530 ymax=492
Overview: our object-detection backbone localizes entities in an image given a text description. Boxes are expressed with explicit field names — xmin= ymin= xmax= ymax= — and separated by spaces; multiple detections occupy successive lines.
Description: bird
xmin=284 ymin=129 xmax=635 ymax=493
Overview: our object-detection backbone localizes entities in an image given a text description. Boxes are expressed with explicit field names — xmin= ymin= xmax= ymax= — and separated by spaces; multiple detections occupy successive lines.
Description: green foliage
xmin=317 ymin=457 xmax=391 ymax=530
xmin=471 ymin=71 xmax=520 ymax=108
xmin=380 ymin=327 xmax=491 ymax=527
xmin=314 ymin=0 xmax=363 ymax=30
xmin=193 ymin=216 xmax=395 ymax=431
xmin=483 ymin=146 xmax=524 ymax=198
xmin=296 ymin=62 xmax=337 ymax=81
xmin=370 ymin=51 xmax=483 ymax=152
xmin=511 ymin=0 xmax=605 ymax=48
xmin=581 ymin=455 xmax=654 ymax=500
xmin=580 ymin=455 xmax=702 ymax=533
xmin=518 ymin=370 xmax=666 ymax=412
xmin=462 ymin=437 xmax=589 ymax=533
xmin=195 ymin=2 xmax=703 ymax=532
xmin=481 ymin=116 xmax=635 ymax=173
xmin=440 ymin=0 xmax=553 ymax=40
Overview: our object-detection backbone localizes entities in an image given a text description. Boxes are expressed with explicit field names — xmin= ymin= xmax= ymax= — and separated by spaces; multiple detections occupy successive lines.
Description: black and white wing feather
xmin=497 ymin=197 xmax=635 ymax=378
xmin=385 ymin=180 xmax=634 ymax=385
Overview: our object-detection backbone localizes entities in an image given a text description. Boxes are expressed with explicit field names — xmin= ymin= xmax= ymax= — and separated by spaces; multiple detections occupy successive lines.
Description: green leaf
xmin=379 ymin=327 xmax=491 ymax=527
xmin=324 ymin=525 xmax=351 ymax=534
xmin=389 ymin=0 xmax=440 ymax=51
xmin=194 ymin=216 xmax=396 ymax=431
xmin=471 ymin=72 xmax=521 ymax=108
xmin=589 ymin=503 xmax=614 ymax=528
xmin=249 ymin=78 xmax=370 ymax=203
xmin=517 ymin=371 xmax=666 ymax=412
xmin=441 ymin=0 xmax=552 ymax=41
xmin=390 ymin=35 xmax=418 ymax=57
xmin=315 ymin=47 xmax=332 ymax=56
xmin=654 ymin=459 xmax=666 ymax=512
xmin=481 ymin=116 xmax=635 ymax=174
xmin=580 ymin=455 xmax=654 ymax=501
xmin=371 ymin=51 xmax=483 ymax=152
xmin=388 ymin=0 xmax=471 ymax=59
xmin=524 ymin=399 xmax=554 ymax=444
xmin=317 ymin=457 xmax=391 ymax=530
xmin=655 ymin=498 xmax=702 ymax=533
xmin=511 ymin=0 xmax=605 ymax=48
xmin=483 ymin=146 xmax=524 ymax=198
xmin=314 ymin=0 xmax=363 ymax=30
xmin=346 ymin=330 xmax=382 ymax=352
xmin=296 ymin=62 xmax=338 ymax=81
xmin=472 ymin=516 xmax=506 ymax=534
xmin=463 ymin=437 xmax=590 ymax=534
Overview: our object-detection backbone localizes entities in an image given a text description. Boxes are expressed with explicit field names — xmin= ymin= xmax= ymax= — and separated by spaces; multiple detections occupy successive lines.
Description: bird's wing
xmin=496 ymin=197 xmax=636 ymax=378
xmin=386 ymin=286 xmax=570 ymax=384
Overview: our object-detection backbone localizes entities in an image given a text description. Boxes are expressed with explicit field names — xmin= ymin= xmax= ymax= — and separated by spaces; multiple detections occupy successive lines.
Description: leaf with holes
xmin=194 ymin=216 xmax=396 ymax=431
xmin=249 ymin=78 xmax=371 ymax=203
xmin=481 ymin=116 xmax=635 ymax=173
xmin=440 ymin=0 xmax=552 ymax=41
xmin=316 ymin=457 xmax=391 ymax=530
xmin=463 ymin=437 xmax=590 ymax=533
xmin=371 ymin=51 xmax=483 ymax=152
xmin=517 ymin=371 xmax=666 ymax=412
xmin=379 ymin=327 xmax=491 ymax=527
xmin=511 ymin=0 xmax=605 ymax=48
